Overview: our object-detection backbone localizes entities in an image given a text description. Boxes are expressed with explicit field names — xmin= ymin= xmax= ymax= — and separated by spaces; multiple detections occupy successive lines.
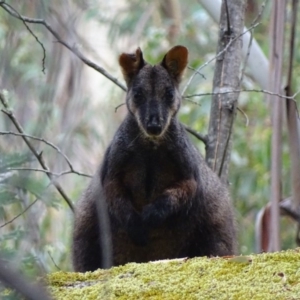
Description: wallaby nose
xmin=146 ymin=115 xmax=162 ymax=136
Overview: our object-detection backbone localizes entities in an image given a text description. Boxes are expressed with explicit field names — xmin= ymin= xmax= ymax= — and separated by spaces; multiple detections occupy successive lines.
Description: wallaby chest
xmin=121 ymin=144 xmax=181 ymax=211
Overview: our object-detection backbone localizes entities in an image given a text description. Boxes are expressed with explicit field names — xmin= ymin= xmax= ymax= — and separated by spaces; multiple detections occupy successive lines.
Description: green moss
xmin=46 ymin=249 xmax=300 ymax=299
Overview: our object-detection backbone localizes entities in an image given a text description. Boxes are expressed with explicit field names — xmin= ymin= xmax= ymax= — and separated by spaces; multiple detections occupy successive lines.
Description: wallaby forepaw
xmin=142 ymin=200 xmax=170 ymax=228
xmin=127 ymin=213 xmax=149 ymax=246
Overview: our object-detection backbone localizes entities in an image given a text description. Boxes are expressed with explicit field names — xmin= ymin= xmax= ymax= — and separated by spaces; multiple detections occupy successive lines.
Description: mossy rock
xmin=47 ymin=249 xmax=300 ymax=299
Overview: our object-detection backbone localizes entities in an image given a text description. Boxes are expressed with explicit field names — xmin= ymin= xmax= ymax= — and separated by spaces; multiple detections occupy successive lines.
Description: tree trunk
xmin=205 ymin=0 xmax=246 ymax=183
xmin=268 ymin=0 xmax=286 ymax=252
xmin=198 ymin=0 xmax=269 ymax=89
xmin=283 ymin=0 xmax=300 ymax=246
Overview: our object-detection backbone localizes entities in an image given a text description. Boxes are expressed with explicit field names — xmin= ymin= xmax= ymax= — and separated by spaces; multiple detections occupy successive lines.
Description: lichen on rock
xmin=46 ymin=249 xmax=300 ymax=299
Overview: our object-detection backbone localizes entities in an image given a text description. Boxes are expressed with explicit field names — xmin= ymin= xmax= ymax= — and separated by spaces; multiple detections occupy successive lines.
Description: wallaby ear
xmin=119 ymin=48 xmax=145 ymax=86
xmin=161 ymin=45 xmax=188 ymax=82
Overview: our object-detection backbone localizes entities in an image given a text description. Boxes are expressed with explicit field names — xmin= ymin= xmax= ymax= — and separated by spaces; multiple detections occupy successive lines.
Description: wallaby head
xmin=119 ymin=45 xmax=188 ymax=138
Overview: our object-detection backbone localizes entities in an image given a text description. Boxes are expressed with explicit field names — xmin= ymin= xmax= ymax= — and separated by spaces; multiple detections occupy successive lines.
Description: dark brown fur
xmin=72 ymin=46 xmax=236 ymax=272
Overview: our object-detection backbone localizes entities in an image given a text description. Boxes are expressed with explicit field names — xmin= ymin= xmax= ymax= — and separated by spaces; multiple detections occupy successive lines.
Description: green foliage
xmin=0 ymin=150 xmax=71 ymax=278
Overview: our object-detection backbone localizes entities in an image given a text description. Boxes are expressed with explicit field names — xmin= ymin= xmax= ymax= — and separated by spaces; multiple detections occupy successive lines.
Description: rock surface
xmin=47 ymin=249 xmax=300 ymax=299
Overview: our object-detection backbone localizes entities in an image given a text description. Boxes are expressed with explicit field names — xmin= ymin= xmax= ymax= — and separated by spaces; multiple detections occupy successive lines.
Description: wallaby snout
xmin=146 ymin=114 xmax=162 ymax=136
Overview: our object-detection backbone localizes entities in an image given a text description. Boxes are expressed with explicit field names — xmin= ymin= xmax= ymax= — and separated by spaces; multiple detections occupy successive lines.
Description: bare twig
xmin=0 ymin=131 xmax=91 ymax=178
xmin=236 ymin=107 xmax=249 ymax=127
xmin=187 ymin=66 xmax=206 ymax=80
xmin=183 ymin=98 xmax=202 ymax=107
xmin=47 ymin=251 xmax=61 ymax=271
xmin=185 ymin=88 xmax=300 ymax=102
xmin=115 ymin=103 xmax=126 ymax=112
xmin=1 ymin=2 xmax=46 ymax=73
xmin=183 ymin=125 xmax=207 ymax=144
xmin=185 ymin=87 xmax=300 ymax=124
xmin=114 ymin=103 xmax=206 ymax=143
xmin=240 ymin=1 xmax=267 ymax=85
xmin=0 ymin=198 xmax=39 ymax=228
xmin=0 ymin=92 xmax=74 ymax=212
xmin=0 ymin=2 xmax=126 ymax=91
xmin=7 ymin=167 xmax=91 ymax=179
xmin=182 ymin=22 xmax=259 ymax=95
xmin=0 ymin=131 xmax=72 ymax=169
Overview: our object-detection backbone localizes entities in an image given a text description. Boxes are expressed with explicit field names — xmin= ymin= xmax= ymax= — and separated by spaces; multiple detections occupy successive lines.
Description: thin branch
xmin=114 ymin=102 xmax=208 ymax=143
xmin=240 ymin=1 xmax=268 ymax=85
xmin=1 ymin=2 xmax=46 ymax=73
xmin=115 ymin=103 xmax=126 ymax=112
xmin=0 ymin=131 xmax=91 ymax=178
xmin=0 ymin=92 xmax=74 ymax=212
xmin=185 ymin=88 xmax=300 ymax=102
xmin=0 ymin=131 xmax=71 ymax=169
xmin=182 ymin=22 xmax=260 ymax=95
xmin=236 ymin=107 xmax=249 ymax=127
xmin=7 ymin=167 xmax=92 ymax=179
xmin=253 ymin=0 xmax=268 ymax=24
xmin=183 ymin=98 xmax=202 ymax=107
xmin=240 ymin=35 xmax=253 ymax=86
xmin=116 ymin=98 xmax=203 ymax=111
xmin=0 ymin=2 xmax=126 ymax=91
xmin=187 ymin=66 xmax=206 ymax=80
xmin=47 ymin=251 xmax=61 ymax=271
xmin=183 ymin=125 xmax=208 ymax=144
xmin=0 ymin=198 xmax=39 ymax=228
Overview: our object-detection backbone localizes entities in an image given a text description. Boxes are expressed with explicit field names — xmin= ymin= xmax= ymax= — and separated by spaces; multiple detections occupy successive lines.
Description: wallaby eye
xmin=132 ymin=90 xmax=146 ymax=104
xmin=165 ymin=88 xmax=174 ymax=104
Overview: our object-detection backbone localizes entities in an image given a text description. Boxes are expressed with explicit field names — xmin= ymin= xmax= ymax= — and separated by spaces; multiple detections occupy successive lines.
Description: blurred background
xmin=0 ymin=0 xmax=299 ymax=280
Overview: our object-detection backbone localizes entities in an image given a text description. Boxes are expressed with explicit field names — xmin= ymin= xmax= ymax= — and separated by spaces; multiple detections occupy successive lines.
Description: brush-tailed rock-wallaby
xmin=72 ymin=45 xmax=236 ymax=272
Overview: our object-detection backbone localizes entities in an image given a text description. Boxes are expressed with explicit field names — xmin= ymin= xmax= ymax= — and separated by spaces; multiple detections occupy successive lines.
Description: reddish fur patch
xmin=163 ymin=179 xmax=197 ymax=211
xmin=162 ymin=45 xmax=188 ymax=80
xmin=119 ymin=48 xmax=144 ymax=85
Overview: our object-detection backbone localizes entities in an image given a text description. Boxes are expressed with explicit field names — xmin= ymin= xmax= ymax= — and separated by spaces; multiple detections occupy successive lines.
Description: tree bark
xmin=205 ymin=0 xmax=246 ymax=183
xmin=268 ymin=0 xmax=286 ymax=252
xmin=284 ymin=0 xmax=300 ymax=245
